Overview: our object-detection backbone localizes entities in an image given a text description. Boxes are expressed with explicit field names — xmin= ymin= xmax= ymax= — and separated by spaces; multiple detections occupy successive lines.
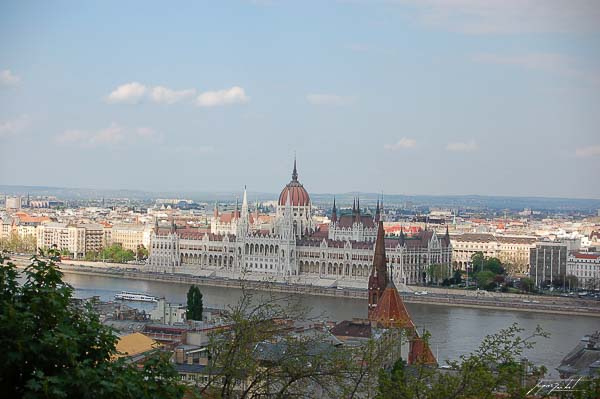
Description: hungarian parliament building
xmin=147 ymin=161 xmax=452 ymax=286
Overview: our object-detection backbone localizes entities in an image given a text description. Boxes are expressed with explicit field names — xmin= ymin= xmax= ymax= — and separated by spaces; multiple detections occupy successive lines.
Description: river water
xmin=63 ymin=272 xmax=599 ymax=377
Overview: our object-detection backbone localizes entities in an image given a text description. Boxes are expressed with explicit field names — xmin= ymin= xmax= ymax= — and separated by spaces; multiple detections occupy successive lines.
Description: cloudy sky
xmin=1 ymin=1 xmax=599 ymax=198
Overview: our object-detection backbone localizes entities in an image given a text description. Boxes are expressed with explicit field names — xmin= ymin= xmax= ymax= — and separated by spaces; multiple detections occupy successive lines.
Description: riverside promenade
xmin=25 ymin=257 xmax=598 ymax=318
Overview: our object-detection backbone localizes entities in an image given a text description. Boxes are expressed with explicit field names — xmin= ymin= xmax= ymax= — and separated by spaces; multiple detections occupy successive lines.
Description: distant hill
xmin=1 ymin=185 xmax=599 ymax=212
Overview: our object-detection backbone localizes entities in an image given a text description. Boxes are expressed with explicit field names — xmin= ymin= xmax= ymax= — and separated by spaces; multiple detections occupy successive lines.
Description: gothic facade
xmin=147 ymin=161 xmax=453 ymax=285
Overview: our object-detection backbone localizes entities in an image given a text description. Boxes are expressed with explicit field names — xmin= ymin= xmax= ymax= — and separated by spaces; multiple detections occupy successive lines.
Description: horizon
xmin=3 ymin=183 xmax=600 ymax=204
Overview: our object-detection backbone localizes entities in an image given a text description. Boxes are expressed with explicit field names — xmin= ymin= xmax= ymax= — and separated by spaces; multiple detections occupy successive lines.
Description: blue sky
xmin=1 ymin=0 xmax=599 ymax=198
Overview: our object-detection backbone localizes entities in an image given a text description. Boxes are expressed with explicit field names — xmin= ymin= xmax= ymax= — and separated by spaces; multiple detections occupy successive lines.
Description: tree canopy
xmin=186 ymin=285 xmax=203 ymax=321
xmin=0 ymin=250 xmax=185 ymax=398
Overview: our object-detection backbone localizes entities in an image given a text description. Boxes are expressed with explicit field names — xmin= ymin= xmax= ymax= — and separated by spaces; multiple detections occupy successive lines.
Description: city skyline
xmin=1 ymin=1 xmax=600 ymax=198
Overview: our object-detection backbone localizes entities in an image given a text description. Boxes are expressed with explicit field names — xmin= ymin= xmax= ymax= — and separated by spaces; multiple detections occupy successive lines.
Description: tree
xmin=100 ymin=243 xmax=135 ymax=263
xmin=428 ymin=264 xmax=449 ymax=286
xmin=452 ymin=269 xmax=463 ymax=285
xmin=137 ymin=244 xmax=149 ymax=260
xmin=0 ymin=250 xmax=186 ymax=398
xmin=186 ymin=285 xmax=203 ymax=321
xmin=475 ymin=270 xmax=496 ymax=290
xmin=520 ymin=277 xmax=535 ymax=293
xmin=376 ymin=323 xmax=550 ymax=399
xmin=565 ymin=275 xmax=578 ymax=291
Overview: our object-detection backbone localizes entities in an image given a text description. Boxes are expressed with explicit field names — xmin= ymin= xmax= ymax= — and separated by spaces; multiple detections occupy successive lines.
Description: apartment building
xmin=567 ymin=252 xmax=600 ymax=290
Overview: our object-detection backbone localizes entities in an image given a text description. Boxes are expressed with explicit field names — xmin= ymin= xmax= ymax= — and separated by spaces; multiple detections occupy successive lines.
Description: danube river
xmin=64 ymin=272 xmax=598 ymax=377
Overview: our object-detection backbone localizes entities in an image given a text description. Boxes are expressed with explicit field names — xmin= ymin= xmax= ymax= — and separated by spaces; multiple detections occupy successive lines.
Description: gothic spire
xmin=331 ymin=197 xmax=337 ymax=223
xmin=241 ymin=186 xmax=249 ymax=218
xmin=372 ymin=221 xmax=388 ymax=286
xmin=292 ymin=155 xmax=298 ymax=181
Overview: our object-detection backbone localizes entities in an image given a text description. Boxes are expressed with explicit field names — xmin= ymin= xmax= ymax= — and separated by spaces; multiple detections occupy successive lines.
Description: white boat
xmin=114 ymin=291 xmax=158 ymax=302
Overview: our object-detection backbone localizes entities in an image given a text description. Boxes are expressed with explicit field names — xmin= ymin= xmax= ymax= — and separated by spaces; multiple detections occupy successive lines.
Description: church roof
xmin=372 ymin=281 xmax=415 ymax=329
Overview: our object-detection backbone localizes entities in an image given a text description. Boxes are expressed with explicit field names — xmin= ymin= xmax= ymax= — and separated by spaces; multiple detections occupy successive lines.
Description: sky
xmin=1 ymin=0 xmax=599 ymax=198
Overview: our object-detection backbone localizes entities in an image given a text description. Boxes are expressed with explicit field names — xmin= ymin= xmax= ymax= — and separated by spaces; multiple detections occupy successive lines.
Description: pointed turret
xmin=368 ymin=221 xmax=389 ymax=318
xmin=170 ymin=218 xmax=177 ymax=234
xmin=399 ymin=226 xmax=405 ymax=245
xmin=213 ymin=202 xmax=219 ymax=218
xmin=374 ymin=199 xmax=381 ymax=223
xmin=241 ymin=186 xmax=248 ymax=218
xmin=331 ymin=197 xmax=337 ymax=223
xmin=154 ymin=217 xmax=159 ymax=234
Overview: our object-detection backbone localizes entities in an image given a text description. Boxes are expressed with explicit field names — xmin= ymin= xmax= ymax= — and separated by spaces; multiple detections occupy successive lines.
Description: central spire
xmin=292 ymin=155 xmax=298 ymax=181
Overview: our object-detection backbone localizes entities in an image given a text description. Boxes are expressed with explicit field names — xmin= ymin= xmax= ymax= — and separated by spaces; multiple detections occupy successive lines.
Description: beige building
xmin=37 ymin=223 xmax=86 ymax=258
xmin=36 ymin=222 xmax=107 ymax=258
xmin=451 ymin=233 xmax=537 ymax=274
xmin=111 ymin=224 xmax=147 ymax=251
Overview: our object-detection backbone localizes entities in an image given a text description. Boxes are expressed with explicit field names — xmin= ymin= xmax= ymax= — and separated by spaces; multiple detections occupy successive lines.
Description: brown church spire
xmin=368 ymin=221 xmax=389 ymax=318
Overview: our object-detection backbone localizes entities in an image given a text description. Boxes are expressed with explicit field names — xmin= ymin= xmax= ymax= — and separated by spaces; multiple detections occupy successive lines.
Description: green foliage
xmin=471 ymin=253 xmax=505 ymax=275
xmin=565 ymin=275 xmax=579 ymax=290
xmin=0 ymin=250 xmax=185 ymax=399
xmin=136 ymin=245 xmax=149 ymax=260
xmin=376 ymin=323 xmax=549 ymax=399
xmin=0 ymin=232 xmax=37 ymax=253
xmin=475 ymin=270 xmax=496 ymax=289
xmin=84 ymin=250 xmax=99 ymax=261
xmin=520 ymin=277 xmax=535 ymax=293
xmin=186 ymin=285 xmax=203 ymax=321
xmin=100 ymin=243 xmax=135 ymax=263
xmin=377 ymin=358 xmax=411 ymax=398
xmin=198 ymin=287 xmax=393 ymax=398
xmin=428 ymin=264 xmax=450 ymax=286
xmin=453 ymin=269 xmax=463 ymax=285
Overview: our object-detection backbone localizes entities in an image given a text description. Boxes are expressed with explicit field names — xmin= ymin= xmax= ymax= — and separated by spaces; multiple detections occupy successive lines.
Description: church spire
xmin=368 ymin=221 xmax=389 ymax=318
xmin=213 ymin=202 xmax=219 ymax=218
xmin=375 ymin=199 xmax=380 ymax=223
xmin=331 ymin=197 xmax=337 ymax=223
xmin=241 ymin=186 xmax=249 ymax=218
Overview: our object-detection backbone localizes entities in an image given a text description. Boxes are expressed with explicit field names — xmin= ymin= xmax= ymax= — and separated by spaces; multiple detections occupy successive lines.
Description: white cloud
xmin=56 ymin=124 xmax=159 ymax=147
xmin=575 ymin=145 xmax=600 ymax=158
xmin=473 ymin=52 xmax=600 ymax=86
xmin=446 ymin=140 xmax=478 ymax=152
xmin=106 ymin=83 xmax=249 ymax=107
xmin=196 ymin=86 xmax=250 ymax=107
xmin=384 ymin=138 xmax=417 ymax=150
xmin=306 ymin=93 xmax=357 ymax=106
xmin=0 ymin=69 xmax=20 ymax=87
xmin=0 ymin=115 xmax=30 ymax=138
xmin=394 ymin=0 xmax=600 ymax=34
xmin=106 ymin=82 xmax=148 ymax=104
xmin=150 ymin=86 xmax=196 ymax=104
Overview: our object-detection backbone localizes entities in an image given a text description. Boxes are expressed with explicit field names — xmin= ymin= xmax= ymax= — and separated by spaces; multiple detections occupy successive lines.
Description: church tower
xmin=368 ymin=221 xmax=389 ymax=318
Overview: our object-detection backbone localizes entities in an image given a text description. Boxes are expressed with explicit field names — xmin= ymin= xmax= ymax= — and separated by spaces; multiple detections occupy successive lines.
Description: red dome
xmin=278 ymin=159 xmax=310 ymax=207
xmin=279 ymin=183 xmax=310 ymax=207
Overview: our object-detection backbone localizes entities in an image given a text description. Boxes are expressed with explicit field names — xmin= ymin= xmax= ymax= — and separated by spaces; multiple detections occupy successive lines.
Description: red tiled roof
xmin=372 ymin=283 xmax=415 ymax=329
xmin=335 ymin=215 xmax=375 ymax=228
xmin=572 ymin=253 xmax=600 ymax=260
xmin=330 ymin=320 xmax=372 ymax=339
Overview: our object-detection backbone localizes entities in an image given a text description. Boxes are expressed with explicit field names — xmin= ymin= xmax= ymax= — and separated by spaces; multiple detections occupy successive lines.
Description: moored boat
xmin=114 ymin=291 xmax=158 ymax=302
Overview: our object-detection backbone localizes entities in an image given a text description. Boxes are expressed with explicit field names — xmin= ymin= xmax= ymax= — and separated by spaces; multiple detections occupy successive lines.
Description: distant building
xmin=567 ymin=252 xmax=600 ymax=290
xmin=557 ymin=331 xmax=600 ymax=378
xmin=451 ymin=233 xmax=536 ymax=274
xmin=529 ymin=241 xmax=568 ymax=288
xmin=5 ymin=196 xmax=21 ymax=211
xmin=111 ymin=224 xmax=148 ymax=251
xmin=150 ymin=298 xmax=187 ymax=325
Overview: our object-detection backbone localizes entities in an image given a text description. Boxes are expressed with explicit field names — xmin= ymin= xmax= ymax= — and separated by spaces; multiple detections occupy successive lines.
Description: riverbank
xmin=49 ymin=263 xmax=600 ymax=318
